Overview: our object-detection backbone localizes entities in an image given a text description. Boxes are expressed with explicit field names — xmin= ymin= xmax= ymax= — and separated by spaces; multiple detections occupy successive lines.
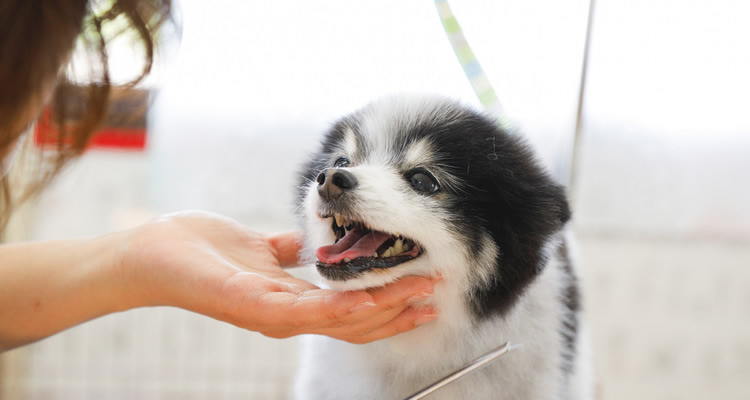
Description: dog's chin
xmin=315 ymin=245 xmax=426 ymax=290
xmin=317 ymin=261 xmax=420 ymax=291
xmin=316 ymin=256 xmax=416 ymax=281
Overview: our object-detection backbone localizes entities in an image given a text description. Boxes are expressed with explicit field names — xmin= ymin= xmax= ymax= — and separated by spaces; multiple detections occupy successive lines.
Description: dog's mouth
xmin=315 ymin=213 xmax=423 ymax=281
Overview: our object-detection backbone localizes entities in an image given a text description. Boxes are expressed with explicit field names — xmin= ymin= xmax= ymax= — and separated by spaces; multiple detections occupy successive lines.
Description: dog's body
xmin=294 ymin=96 xmax=591 ymax=400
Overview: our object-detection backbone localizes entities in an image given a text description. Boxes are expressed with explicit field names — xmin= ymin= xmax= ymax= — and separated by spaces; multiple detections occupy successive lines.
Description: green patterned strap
xmin=434 ymin=0 xmax=514 ymax=132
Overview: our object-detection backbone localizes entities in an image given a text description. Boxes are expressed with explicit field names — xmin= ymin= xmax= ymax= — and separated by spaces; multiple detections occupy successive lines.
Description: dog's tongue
xmin=317 ymin=226 xmax=392 ymax=264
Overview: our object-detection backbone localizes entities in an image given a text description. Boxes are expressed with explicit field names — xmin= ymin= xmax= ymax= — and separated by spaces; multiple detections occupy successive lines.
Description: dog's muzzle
xmin=317 ymin=168 xmax=357 ymax=201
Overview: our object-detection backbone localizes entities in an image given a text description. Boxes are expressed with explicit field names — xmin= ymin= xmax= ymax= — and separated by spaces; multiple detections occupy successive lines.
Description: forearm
xmin=0 ymin=212 xmax=441 ymax=349
xmin=0 ymin=231 xmax=139 ymax=350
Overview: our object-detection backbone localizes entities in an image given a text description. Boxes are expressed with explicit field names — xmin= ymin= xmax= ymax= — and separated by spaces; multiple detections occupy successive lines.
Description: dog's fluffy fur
xmin=294 ymin=95 xmax=592 ymax=400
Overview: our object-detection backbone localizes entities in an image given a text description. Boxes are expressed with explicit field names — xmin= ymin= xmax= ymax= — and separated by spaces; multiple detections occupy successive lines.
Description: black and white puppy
xmin=294 ymin=95 xmax=591 ymax=400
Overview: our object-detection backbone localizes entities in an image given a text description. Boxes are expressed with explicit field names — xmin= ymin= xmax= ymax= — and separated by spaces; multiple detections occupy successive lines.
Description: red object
xmin=34 ymin=108 xmax=147 ymax=151
xmin=82 ymin=127 xmax=146 ymax=149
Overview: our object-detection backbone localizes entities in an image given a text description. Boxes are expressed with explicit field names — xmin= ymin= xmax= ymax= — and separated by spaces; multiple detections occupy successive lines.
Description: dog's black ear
xmin=529 ymin=179 xmax=571 ymax=235
xmin=554 ymin=184 xmax=572 ymax=225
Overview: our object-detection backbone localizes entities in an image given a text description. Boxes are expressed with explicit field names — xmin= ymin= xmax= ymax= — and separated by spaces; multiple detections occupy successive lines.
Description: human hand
xmin=120 ymin=210 xmax=439 ymax=344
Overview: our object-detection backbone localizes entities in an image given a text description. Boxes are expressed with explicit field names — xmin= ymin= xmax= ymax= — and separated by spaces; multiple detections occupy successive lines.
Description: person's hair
xmin=0 ymin=0 xmax=173 ymax=232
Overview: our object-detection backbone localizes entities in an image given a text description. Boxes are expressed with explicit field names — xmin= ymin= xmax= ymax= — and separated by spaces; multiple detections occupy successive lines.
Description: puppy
xmin=294 ymin=95 xmax=591 ymax=400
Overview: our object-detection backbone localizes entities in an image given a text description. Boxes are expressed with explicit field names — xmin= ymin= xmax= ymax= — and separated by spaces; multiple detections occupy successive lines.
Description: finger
xmin=267 ymin=231 xmax=304 ymax=267
xmin=275 ymin=274 xmax=436 ymax=331
xmin=255 ymin=274 xmax=441 ymax=336
xmin=289 ymin=275 xmax=441 ymax=330
xmin=357 ymin=306 xmax=438 ymax=343
xmin=303 ymin=274 xmax=441 ymax=337
xmin=366 ymin=275 xmax=440 ymax=306
xmin=337 ymin=306 xmax=438 ymax=344
xmin=310 ymin=298 xmax=414 ymax=339
xmin=258 ymin=287 xmax=376 ymax=330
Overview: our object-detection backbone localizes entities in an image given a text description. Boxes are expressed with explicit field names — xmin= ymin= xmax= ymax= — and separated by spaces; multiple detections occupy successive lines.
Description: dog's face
xmin=297 ymin=96 xmax=570 ymax=317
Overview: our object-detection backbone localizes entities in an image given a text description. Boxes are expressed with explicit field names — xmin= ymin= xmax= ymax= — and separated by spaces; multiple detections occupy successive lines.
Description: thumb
xmin=267 ymin=231 xmax=303 ymax=267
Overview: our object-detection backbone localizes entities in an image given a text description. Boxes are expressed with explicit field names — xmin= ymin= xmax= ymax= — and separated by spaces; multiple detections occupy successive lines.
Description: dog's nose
xmin=317 ymin=168 xmax=358 ymax=201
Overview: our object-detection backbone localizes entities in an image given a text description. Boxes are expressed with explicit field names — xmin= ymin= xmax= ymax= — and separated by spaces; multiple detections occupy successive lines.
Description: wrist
xmin=111 ymin=217 xmax=214 ymax=313
xmin=94 ymin=228 xmax=152 ymax=312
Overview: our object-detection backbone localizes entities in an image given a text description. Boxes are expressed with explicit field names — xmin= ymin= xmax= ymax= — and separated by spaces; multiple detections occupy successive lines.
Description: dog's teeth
xmin=393 ymin=239 xmax=403 ymax=255
xmin=373 ymin=252 xmax=378 ymax=258
xmin=334 ymin=214 xmax=343 ymax=227
xmin=343 ymin=257 xmax=351 ymax=263
xmin=382 ymin=248 xmax=393 ymax=258
xmin=403 ymin=241 xmax=411 ymax=251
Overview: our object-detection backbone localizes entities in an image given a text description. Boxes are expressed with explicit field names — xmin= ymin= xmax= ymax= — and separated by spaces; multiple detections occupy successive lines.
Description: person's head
xmin=0 ymin=0 xmax=173 ymax=231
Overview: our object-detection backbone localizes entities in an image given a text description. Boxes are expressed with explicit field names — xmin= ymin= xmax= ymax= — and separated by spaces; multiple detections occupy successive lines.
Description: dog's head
xmin=297 ymin=96 xmax=570 ymax=317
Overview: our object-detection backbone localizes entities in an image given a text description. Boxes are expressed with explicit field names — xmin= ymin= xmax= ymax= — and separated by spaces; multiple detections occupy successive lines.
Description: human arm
xmin=0 ymin=211 xmax=439 ymax=351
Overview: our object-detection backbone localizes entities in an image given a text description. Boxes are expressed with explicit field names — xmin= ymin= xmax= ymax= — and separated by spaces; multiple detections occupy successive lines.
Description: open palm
xmin=122 ymin=210 xmax=439 ymax=343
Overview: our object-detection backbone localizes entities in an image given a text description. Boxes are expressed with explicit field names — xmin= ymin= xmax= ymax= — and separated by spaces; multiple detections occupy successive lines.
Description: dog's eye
xmin=334 ymin=157 xmax=350 ymax=168
xmin=407 ymin=169 xmax=439 ymax=194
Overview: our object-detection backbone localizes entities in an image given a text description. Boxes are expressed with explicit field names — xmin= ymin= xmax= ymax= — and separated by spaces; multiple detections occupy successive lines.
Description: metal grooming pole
xmin=569 ymin=0 xmax=597 ymax=200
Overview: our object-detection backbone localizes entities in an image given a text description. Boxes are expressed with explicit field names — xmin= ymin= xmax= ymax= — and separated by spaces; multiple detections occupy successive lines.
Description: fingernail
xmin=349 ymin=302 xmax=377 ymax=313
xmin=407 ymin=292 xmax=433 ymax=303
xmin=414 ymin=313 xmax=439 ymax=326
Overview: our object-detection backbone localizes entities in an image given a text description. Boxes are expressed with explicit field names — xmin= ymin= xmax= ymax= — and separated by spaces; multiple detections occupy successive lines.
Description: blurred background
xmin=1 ymin=0 xmax=749 ymax=399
